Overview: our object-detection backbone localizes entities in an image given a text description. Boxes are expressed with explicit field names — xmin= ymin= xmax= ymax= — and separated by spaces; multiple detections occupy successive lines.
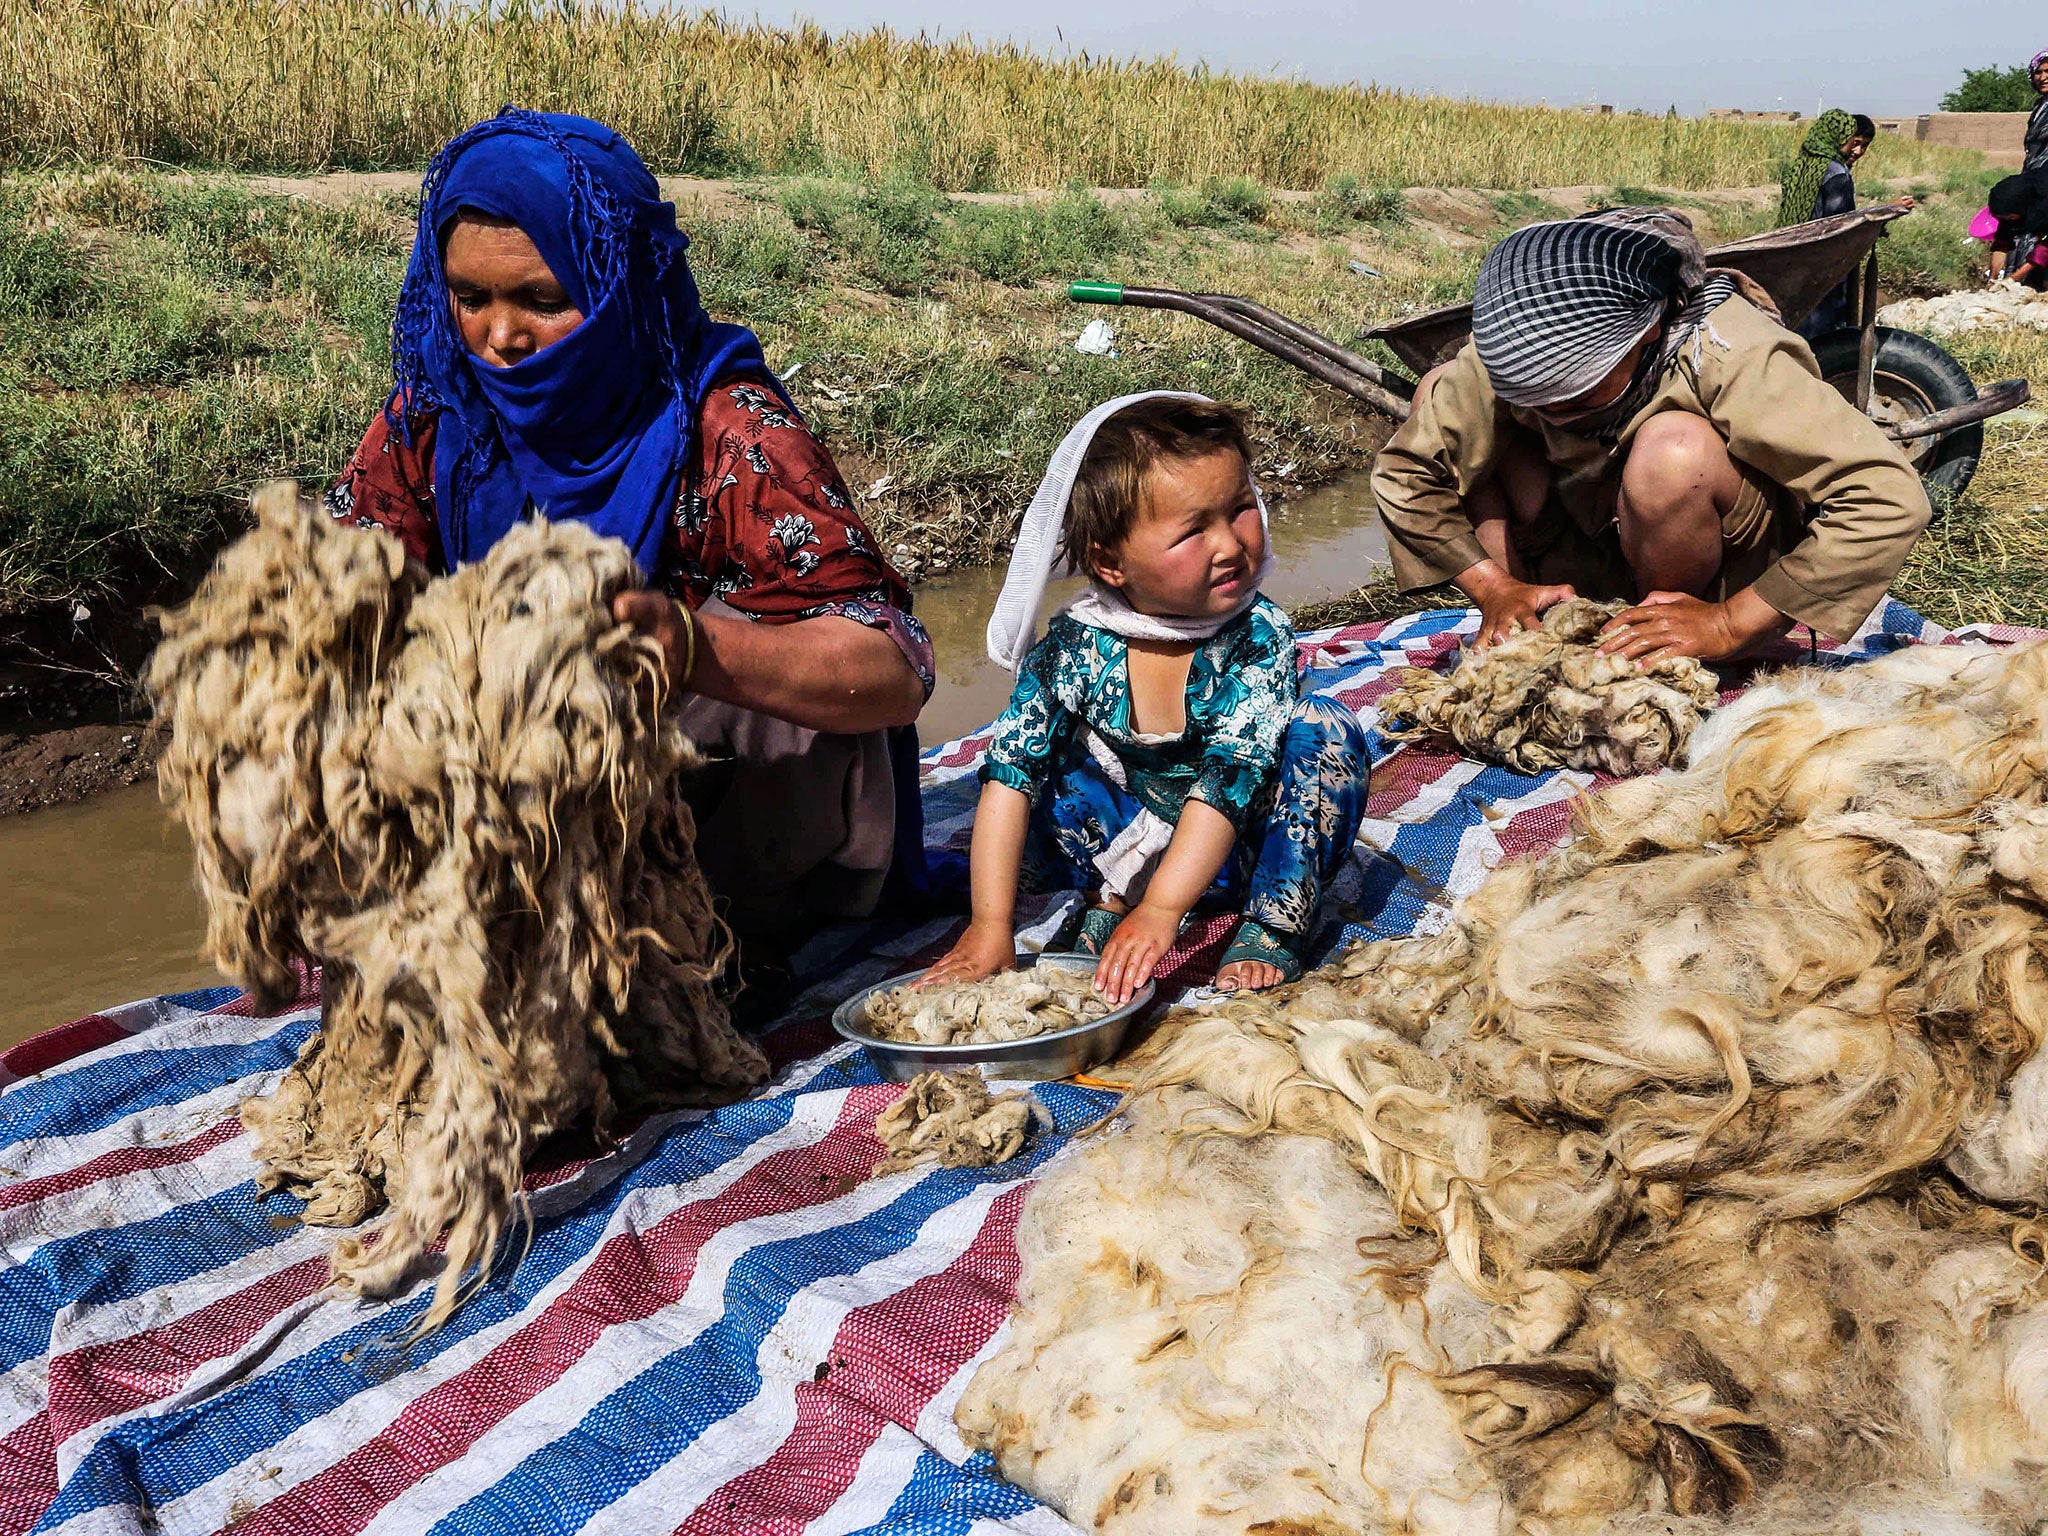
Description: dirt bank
xmin=0 ymin=550 xmax=203 ymax=815
xmin=0 ymin=720 xmax=164 ymax=813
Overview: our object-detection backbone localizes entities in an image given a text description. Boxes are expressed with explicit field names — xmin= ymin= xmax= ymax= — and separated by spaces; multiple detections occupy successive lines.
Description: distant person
xmin=926 ymin=393 xmax=1368 ymax=998
xmin=1373 ymin=212 xmax=1933 ymax=666
xmin=1985 ymin=170 xmax=2048 ymax=288
xmin=2026 ymin=51 xmax=2048 ymax=173
xmin=1778 ymin=110 xmax=1916 ymax=337
xmin=327 ymin=109 xmax=933 ymax=937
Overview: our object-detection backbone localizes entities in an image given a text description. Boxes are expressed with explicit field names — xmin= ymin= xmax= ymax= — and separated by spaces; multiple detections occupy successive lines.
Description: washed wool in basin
xmin=960 ymin=639 xmax=2048 ymax=1532
xmin=148 ymin=484 xmax=766 ymax=1332
xmin=861 ymin=966 xmax=1115 ymax=1046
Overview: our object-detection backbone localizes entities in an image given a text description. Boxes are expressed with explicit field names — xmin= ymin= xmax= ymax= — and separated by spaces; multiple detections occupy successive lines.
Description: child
xmin=922 ymin=392 xmax=1368 ymax=1002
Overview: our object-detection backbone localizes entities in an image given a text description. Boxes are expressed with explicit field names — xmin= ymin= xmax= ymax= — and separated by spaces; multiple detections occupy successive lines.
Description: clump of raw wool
xmin=1880 ymin=280 xmax=2048 ymax=338
xmin=861 ymin=964 xmax=1113 ymax=1045
xmin=872 ymin=1068 xmax=1044 ymax=1175
xmin=1379 ymin=598 xmax=1720 ymax=774
xmin=960 ymin=638 xmax=2048 ymax=1532
xmin=148 ymin=483 xmax=767 ymax=1332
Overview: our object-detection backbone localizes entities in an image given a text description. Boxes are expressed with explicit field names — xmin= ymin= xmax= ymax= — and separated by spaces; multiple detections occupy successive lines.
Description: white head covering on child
xmin=985 ymin=390 xmax=1274 ymax=673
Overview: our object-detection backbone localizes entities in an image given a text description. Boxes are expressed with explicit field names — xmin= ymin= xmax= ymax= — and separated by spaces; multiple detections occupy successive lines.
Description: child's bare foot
xmin=1215 ymin=919 xmax=1300 ymax=994
xmin=1215 ymin=959 xmax=1286 ymax=993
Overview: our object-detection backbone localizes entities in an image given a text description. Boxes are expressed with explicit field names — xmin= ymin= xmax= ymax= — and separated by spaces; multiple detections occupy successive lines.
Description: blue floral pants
xmin=1022 ymin=695 xmax=1370 ymax=946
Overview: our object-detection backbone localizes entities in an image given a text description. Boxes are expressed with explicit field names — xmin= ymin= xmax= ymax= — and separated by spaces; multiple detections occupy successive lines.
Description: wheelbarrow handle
xmin=1067 ymin=280 xmax=1412 ymax=421
xmin=1069 ymin=280 xmax=1126 ymax=305
xmin=1884 ymin=377 xmax=2031 ymax=444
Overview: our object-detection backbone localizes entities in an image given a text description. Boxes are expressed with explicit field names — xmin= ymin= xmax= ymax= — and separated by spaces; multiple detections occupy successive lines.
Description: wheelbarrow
xmin=1070 ymin=204 xmax=2029 ymax=500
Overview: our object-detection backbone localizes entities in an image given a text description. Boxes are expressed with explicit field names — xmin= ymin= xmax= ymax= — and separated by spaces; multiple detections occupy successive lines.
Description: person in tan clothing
xmin=1372 ymin=213 xmax=1932 ymax=663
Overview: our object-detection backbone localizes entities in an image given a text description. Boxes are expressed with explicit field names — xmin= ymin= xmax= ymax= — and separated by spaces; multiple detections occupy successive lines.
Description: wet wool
xmin=862 ymin=966 xmax=1114 ymax=1045
xmin=148 ymin=485 xmax=767 ymax=1331
xmin=1379 ymin=599 xmax=1720 ymax=775
xmin=960 ymin=639 xmax=2048 ymax=1533
xmin=872 ymin=1068 xmax=1044 ymax=1175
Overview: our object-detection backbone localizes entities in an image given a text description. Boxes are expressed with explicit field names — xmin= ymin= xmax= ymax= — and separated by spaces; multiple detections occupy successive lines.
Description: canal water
xmin=0 ymin=474 xmax=1388 ymax=1047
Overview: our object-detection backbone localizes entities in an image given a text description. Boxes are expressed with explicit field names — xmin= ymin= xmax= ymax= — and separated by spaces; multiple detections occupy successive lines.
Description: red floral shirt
xmin=325 ymin=378 xmax=934 ymax=697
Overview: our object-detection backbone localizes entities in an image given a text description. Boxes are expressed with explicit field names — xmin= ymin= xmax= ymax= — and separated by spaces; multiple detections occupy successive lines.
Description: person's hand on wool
xmin=612 ymin=590 xmax=695 ymax=699
xmin=919 ymin=920 xmax=1018 ymax=988
xmin=1596 ymin=587 xmax=1785 ymax=664
xmin=1095 ymin=903 xmax=1179 ymax=1006
xmin=1462 ymin=561 xmax=1577 ymax=649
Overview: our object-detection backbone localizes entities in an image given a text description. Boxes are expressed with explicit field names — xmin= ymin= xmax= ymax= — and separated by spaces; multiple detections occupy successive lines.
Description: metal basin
xmin=830 ymin=951 xmax=1153 ymax=1083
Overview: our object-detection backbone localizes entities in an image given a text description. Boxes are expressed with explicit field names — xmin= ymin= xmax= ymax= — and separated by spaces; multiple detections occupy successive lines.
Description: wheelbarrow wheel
xmin=1808 ymin=325 xmax=1983 ymax=511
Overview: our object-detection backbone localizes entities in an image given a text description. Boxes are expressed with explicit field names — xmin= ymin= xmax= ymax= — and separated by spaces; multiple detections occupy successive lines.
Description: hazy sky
xmin=726 ymin=1 xmax=2042 ymax=118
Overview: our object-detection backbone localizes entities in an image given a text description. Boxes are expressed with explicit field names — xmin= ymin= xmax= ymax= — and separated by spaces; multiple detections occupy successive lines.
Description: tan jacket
xmin=1370 ymin=297 xmax=1932 ymax=639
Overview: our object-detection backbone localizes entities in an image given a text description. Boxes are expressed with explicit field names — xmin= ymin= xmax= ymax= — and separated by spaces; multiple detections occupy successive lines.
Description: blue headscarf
xmin=390 ymin=109 xmax=784 ymax=572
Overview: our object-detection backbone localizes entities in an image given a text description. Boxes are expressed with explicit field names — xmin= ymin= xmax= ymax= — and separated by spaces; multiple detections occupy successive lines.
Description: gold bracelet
xmin=671 ymin=597 xmax=698 ymax=690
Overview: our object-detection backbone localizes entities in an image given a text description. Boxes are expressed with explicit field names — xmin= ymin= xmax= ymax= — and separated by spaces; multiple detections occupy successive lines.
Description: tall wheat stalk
xmin=1 ymin=0 xmax=1974 ymax=190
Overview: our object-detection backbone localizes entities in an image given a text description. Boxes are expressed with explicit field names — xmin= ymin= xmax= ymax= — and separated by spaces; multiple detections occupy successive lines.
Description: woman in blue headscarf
xmin=329 ymin=110 xmax=934 ymax=938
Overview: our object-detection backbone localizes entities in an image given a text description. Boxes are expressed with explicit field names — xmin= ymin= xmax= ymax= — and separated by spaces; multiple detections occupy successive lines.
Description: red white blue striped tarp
xmin=0 ymin=602 xmax=2025 ymax=1536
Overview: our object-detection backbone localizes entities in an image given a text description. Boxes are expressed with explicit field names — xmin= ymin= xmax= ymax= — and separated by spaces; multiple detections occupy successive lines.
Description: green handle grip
xmin=1068 ymin=280 xmax=1125 ymax=305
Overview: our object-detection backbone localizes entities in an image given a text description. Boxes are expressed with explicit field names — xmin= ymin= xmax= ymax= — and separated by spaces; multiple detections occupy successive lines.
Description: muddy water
xmin=0 ymin=783 xmax=219 ymax=1047
xmin=0 ymin=473 xmax=1387 ymax=1044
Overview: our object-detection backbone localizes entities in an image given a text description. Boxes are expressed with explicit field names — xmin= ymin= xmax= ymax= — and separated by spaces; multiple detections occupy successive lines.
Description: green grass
xmin=4 ymin=164 xmax=2040 ymax=637
xmin=0 ymin=165 xmax=1421 ymax=606
xmin=1588 ymin=185 xmax=1667 ymax=210
xmin=1876 ymin=196 xmax=1984 ymax=297
xmin=0 ymin=174 xmax=404 ymax=608
xmin=1890 ymin=327 xmax=2048 ymax=631
xmin=1149 ymin=178 xmax=1271 ymax=230
xmin=1490 ymin=190 xmax=1568 ymax=224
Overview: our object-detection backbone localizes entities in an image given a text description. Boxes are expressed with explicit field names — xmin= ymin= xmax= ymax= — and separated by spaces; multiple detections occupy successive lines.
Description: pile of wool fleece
xmin=148 ymin=484 xmax=767 ymax=1332
xmin=959 ymin=639 xmax=2048 ymax=1533
xmin=1378 ymin=598 xmax=1720 ymax=775
xmin=1879 ymin=281 xmax=2048 ymax=337
xmin=872 ymin=1068 xmax=1044 ymax=1174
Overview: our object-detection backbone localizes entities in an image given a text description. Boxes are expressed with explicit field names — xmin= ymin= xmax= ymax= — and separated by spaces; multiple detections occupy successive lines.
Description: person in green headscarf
xmin=1778 ymin=109 xmax=1861 ymax=227
xmin=1777 ymin=111 xmax=1916 ymax=337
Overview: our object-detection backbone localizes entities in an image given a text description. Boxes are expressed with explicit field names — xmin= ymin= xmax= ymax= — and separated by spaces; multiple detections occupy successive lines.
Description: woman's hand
xmin=1462 ymin=563 xmax=1577 ymax=649
xmin=612 ymin=590 xmax=692 ymax=693
xmin=918 ymin=920 xmax=1018 ymax=988
xmin=1894 ymin=195 xmax=1918 ymax=212
xmin=1094 ymin=903 xmax=1180 ymax=1006
xmin=613 ymin=591 xmax=922 ymax=735
xmin=1596 ymin=587 xmax=1786 ymax=664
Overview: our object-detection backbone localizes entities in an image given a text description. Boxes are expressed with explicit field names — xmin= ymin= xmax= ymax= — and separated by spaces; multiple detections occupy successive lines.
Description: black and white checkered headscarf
xmin=1472 ymin=218 xmax=1682 ymax=409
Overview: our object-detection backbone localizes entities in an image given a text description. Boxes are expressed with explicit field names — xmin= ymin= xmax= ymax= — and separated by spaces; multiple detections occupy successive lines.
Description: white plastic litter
xmin=1075 ymin=319 xmax=1118 ymax=356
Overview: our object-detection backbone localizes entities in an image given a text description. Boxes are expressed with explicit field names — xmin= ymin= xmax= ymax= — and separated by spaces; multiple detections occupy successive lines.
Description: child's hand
xmin=1094 ymin=904 xmax=1180 ymax=1006
xmin=917 ymin=920 xmax=1016 ymax=988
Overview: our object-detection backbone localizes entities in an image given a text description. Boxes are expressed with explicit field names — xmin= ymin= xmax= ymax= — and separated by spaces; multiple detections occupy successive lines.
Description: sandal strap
xmin=1074 ymin=905 xmax=1123 ymax=956
xmin=1219 ymin=919 xmax=1303 ymax=983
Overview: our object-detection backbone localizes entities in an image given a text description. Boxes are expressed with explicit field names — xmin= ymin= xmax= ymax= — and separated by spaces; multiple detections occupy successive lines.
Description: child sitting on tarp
xmin=921 ymin=392 xmax=1368 ymax=1002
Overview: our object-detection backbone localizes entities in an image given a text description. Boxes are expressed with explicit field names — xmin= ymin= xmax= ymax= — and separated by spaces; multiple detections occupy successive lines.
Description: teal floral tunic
xmin=977 ymin=595 xmax=1368 ymax=963
xmin=981 ymin=597 xmax=1300 ymax=830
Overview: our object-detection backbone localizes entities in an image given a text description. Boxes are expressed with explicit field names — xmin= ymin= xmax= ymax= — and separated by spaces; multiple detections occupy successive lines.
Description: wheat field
xmin=2 ymin=0 xmax=1978 ymax=190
